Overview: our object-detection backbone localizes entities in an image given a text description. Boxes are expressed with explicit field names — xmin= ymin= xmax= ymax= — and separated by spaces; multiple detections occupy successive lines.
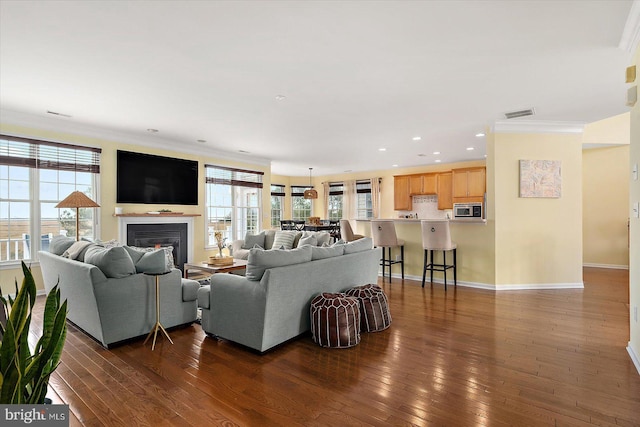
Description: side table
xmin=143 ymin=271 xmax=174 ymax=350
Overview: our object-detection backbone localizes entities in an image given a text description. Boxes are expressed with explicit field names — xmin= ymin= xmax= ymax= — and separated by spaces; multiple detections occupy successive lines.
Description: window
xmin=356 ymin=180 xmax=373 ymax=219
xmin=0 ymin=135 xmax=101 ymax=263
xmin=270 ymin=184 xmax=285 ymax=228
xmin=205 ymin=164 xmax=263 ymax=245
xmin=328 ymin=183 xmax=343 ymax=220
xmin=291 ymin=186 xmax=311 ymax=221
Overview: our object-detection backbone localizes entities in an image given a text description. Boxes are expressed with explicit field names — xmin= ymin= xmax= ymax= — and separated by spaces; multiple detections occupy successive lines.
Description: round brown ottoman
xmin=310 ymin=292 xmax=361 ymax=348
xmin=345 ymin=284 xmax=392 ymax=332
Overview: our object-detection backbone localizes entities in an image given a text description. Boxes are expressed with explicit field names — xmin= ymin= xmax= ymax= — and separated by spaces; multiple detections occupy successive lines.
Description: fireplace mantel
xmin=117 ymin=215 xmax=197 ymax=263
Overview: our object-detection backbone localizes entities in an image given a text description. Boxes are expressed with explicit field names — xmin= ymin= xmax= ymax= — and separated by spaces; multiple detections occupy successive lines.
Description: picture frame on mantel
xmin=519 ymin=160 xmax=562 ymax=198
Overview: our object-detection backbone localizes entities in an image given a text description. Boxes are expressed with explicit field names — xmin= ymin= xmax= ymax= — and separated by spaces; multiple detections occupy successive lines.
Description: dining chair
xmin=420 ymin=219 xmax=457 ymax=290
xmin=280 ymin=220 xmax=294 ymax=230
xmin=328 ymin=220 xmax=341 ymax=243
xmin=293 ymin=220 xmax=306 ymax=231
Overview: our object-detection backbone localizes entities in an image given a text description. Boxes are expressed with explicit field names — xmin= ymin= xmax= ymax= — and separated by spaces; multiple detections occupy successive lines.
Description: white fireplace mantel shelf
xmin=113 ymin=213 xmax=201 ymax=217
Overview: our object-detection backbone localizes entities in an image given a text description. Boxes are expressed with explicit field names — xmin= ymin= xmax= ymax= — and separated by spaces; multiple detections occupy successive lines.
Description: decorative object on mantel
xmin=519 ymin=160 xmax=562 ymax=198
xmin=147 ymin=211 xmax=184 ymax=215
xmin=303 ymin=167 xmax=318 ymax=199
xmin=114 ymin=213 xmax=200 ymax=217
xmin=55 ymin=191 xmax=100 ymax=241
xmin=209 ymin=229 xmax=233 ymax=266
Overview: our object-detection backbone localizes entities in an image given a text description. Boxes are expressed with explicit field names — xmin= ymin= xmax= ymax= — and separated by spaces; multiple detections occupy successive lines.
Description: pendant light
xmin=303 ymin=167 xmax=318 ymax=199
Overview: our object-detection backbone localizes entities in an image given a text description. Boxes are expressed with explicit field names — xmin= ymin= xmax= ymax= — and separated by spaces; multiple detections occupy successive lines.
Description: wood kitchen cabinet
xmin=394 ymin=175 xmax=411 ymax=210
xmin=452 ymin=167 xmax=486 ymax=203
xmin=437 ymin=172 xmax=453 ymax=210
xmin=409 ymin=173 xmax=437 ymax=195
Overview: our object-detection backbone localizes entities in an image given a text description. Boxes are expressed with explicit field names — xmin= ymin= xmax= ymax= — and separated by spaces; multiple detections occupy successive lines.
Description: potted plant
xmin=0 ymin=261 xmax=67 ymax=404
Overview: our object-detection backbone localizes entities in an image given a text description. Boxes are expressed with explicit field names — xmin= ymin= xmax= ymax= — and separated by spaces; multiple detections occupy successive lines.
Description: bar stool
xmin=420 ymin=219 xmax=457 ymax=290
xmin=340 ymin=219 xmax=364 ymax=242
xmin=370 ymin=220 xmax=404 ymax=283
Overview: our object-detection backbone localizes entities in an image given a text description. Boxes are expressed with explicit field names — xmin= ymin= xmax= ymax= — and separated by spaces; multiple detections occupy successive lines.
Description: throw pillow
xmin=126 ymin=246 xmax=174 ymax=270
xmin=299 ymin=231 xmax=331 ymax=247
xmin=271 ymin=230 xmax=297 ymax=250
xmin=246 ymin=245 xmax=313 ymax=281
xmin=62 ymin=241 xmax=93 ymax=260
xmin=344 ymin=237 xmax=374 ymax=254
xmin=242 ymin=232 xmax=265 ymax=250
xmin=94 ymin=238 xmax=121 ymax=249
xmin=49 ymin=235 xmax=76 ymax=256
xmin=123 ymin=246 xmax=169 ymax=274
xmin=311 ymin=245 xmax=345 ymax=260
xmin=298 ymin=235 xmax=317 ymax=247
xmin=84 ymin=246 xmax=136 ymax=278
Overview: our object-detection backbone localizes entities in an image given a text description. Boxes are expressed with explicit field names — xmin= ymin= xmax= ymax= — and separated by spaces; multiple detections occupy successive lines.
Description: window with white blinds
xmin=204 ymin=164 xmax=263 ymax=244
xmin=0 ymin=134 xmax=101 ymax=263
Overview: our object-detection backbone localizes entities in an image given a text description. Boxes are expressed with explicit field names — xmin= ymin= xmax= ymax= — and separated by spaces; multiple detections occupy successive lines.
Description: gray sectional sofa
xmin=198 ymin=237 xmax=380 ymax=353
xmin=39 ymin=248 xmax=199 ymax=348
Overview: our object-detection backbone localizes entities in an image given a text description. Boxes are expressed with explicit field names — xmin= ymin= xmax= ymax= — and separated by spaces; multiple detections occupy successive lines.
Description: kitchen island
xmin=355 ymin=219 xmax=494 ymax=287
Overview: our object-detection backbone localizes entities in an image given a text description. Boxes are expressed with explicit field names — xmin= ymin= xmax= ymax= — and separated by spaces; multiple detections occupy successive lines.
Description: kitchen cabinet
xmin=409 ymin=173 xmax=437 ymax=195
xmin=452 ymin=167 xmax=485 ymax=203
xmin=394 ymin=175 xmax=411 ymax=210
xmin=437 ymin=172 xmax=453 ymax=210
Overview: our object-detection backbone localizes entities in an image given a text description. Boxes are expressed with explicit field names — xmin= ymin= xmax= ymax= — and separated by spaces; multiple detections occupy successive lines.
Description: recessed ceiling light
xmin=275 ymin=95 xmax=286 ymax=101
xmin=392 ymin=164 xmax=398 ymax=167
xmin=467 ymin=147 xmax=475 ymax=151
xmin=197 ymin=139 xmax=206 ymax=143
xmin=435 ymin=159 xmax=441 ymax=163
xmin=484 ymin=154 xmax=487 ymax=158
xmin=412 ymin=136 xmax=422 ymax=141
xmin=379 ymin=148 xmax=387 ymax=152
xmin=433 ymin=151 xmax=440 ymax=155
xmin=147 ymin=128 xmax=159 ymax=133
xmin=475 ymin=133 xmax=485 ymax=137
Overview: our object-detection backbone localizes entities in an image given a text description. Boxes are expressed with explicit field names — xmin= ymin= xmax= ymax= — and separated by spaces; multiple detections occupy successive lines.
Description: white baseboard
xmin=628 ymin=343 xmax=640 ymax=375
xmin=583 ymin=263 xmax=629 ymax=270
xmin=378 ymin=272 xmax=584 ymax=291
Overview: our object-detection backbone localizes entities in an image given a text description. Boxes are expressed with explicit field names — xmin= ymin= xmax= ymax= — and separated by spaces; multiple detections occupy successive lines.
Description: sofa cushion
xmin=311 ymin=245 xmax=345 ymax=260
xmin=84 ymin=246 xmax=136 ymax=278
xmin=197 ymin=285 xmax=210 ymax=309
xmin=242 ymin=232 xmax=265 ymax=250
xmin=123 ymin=246 xmax=169 ymax=274
xmin=344 ymin=237 xmax=374 ymax=254
xmin=49 ymin=235 xmax=76 ymax=255
xmin=246 ymin=245 xmax=313 ymax=281
xmin=271 ymin=230 xmax=297 ymax=250
xmin=181 ymin=278 xmax=200 ymax=302
xmin=264 ymin=229 xmax=277 ymax=250
xmin=298 ymin=234 xmax=317 ymax=247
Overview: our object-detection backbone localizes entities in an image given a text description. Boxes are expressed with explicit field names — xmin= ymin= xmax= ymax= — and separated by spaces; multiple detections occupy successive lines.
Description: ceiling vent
xmin=504 ymin=108 xmax=535 ymax=119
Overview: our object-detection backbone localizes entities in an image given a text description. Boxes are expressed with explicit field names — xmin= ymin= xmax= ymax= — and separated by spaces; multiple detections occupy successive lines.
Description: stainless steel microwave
xmin=453 ymin=202 xmax=483 ymax=219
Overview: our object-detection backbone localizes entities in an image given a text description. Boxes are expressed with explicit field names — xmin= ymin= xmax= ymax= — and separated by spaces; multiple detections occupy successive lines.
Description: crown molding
xmin=619 ymin=0 xmax=640 ymax=53
xmin=0 ymin=109 xmax=271 ymax=168
xmin=491 ymin=120 xmax=585 ymax=134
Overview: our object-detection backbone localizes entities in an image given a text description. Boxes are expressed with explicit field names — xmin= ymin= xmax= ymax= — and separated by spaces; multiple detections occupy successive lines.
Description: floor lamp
xmin=55 ymin=191 xmax=100 ymax=241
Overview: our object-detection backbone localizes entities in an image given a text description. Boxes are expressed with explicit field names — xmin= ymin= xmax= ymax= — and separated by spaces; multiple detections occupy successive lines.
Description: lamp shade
xmin=55 ymin=191 xmax=100 ymax=209
xmin=303 ymin=189 xmax=318 ymax=199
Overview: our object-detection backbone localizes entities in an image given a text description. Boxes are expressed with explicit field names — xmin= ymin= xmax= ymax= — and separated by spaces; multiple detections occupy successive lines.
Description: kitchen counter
xmin=353 ymin=218 xmax=494 ymax=286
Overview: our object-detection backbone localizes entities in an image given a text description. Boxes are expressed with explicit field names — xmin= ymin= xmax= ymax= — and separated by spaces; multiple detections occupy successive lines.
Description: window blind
xmin=0 ymin=134 xmax=101 ymax=173
xmin=271 ymin=184 xmax=285 ymax=196
xmin=205 ymin=164 xmax=264 ymax=188
xmin=291 ymin=185 xmax=311 ymax=196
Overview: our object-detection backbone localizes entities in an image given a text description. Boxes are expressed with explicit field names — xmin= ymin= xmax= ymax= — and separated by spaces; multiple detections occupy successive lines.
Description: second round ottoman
xmin=345 ymin=284 xmax=392 ymax=332
xmin=310 ymin=292 xmax=361 ymax=348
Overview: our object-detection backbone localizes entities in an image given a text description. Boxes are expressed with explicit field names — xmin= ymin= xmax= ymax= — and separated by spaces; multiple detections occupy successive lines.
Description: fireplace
xmin=117 ymin=215 xmax=196 ymax=273
xmin=127 ymin=223 xmax=187 ymax=272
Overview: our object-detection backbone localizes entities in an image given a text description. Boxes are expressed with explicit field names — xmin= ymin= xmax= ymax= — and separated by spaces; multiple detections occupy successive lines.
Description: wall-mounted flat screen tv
xmin=117 ymin=150 xmax=198 ymax=205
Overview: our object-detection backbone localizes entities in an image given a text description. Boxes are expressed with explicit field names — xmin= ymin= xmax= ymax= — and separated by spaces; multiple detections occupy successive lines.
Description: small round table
xmin=143 ymin=271 xmax=174 ymax=350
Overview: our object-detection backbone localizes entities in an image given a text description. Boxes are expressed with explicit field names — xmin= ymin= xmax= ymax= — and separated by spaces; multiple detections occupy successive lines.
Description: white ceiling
xmin=0 ymin=0 xmax=636 ymax=176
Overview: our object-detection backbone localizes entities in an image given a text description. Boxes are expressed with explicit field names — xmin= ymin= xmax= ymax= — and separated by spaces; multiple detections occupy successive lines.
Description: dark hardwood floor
xmin=31 ymin=267 xmax=640 ymax=426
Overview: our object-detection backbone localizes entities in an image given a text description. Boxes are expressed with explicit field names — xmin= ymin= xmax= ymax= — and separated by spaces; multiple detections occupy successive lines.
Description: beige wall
xmin=492 ymin=132 xmax=583 ymax=287
xmin=0 ymin=123 xmax=272 ymax=293
xmin=583 ymin=112 xmax=630 ymax=146
xmin=629 ymin=46 xmax=640 ymax=372
xmin=583 ymin=146 xmax=630 ymax=268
